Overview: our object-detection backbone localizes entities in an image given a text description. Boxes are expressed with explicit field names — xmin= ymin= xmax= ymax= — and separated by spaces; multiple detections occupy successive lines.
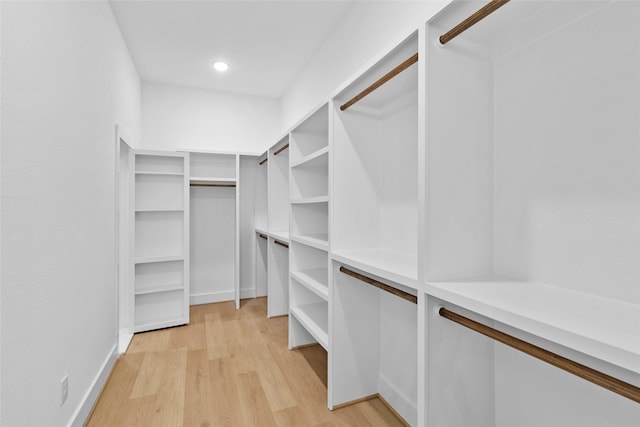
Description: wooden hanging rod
xmin=274 ymin=240 xmax=289 ymax=249
xmin=438 ymin=307 xmax=640 ymax=404
xmin=273 ymin=143 xmax=289 ymax=156
xmin=339 ymin=266 xmax=417 ymax=304
xmin=259 ymin=158 xmax=268 ymax=165
xmin=439 ymin=0 xmax=510 ymax=45
xmin=190 ymin=183 xmax=236 ymax=188
xmin=258 ymin=233 xmax=268 ymax=240
xmin=340 ymin=53 xmax=418 ymax=112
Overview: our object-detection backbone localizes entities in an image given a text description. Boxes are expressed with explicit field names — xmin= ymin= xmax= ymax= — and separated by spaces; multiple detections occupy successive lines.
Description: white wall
xmin=142 ymin=81 xmax=281 ymax=154
xmin=1 ymin=1 xmax=141 ymax=425
xmin=281 ymin=0 xmax=449 ymax=131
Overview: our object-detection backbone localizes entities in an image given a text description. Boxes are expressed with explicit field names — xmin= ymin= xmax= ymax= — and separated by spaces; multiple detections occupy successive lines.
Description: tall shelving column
xmin=132 ymin=150 xmax=189 ymax=332
xmin=329 ymin=32 xmax=420 ymax=425
xmin=254 ymin=152 xmax=269 ymax=298
xmin=288 ymin=103 xmax=330 ymax=351
xmin=267 ymin=136 xmax=290 ymax=317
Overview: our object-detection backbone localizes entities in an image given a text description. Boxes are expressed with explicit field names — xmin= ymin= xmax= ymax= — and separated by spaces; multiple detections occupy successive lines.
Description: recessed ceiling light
xmin=212 ymin=61 xmax=228 ymax=72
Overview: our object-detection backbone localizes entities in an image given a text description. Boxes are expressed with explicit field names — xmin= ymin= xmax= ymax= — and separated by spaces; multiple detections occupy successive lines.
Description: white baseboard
xmin=69 ymin=344 xmax=118 ymax=427
xmin=118 ymin=329 xmax=133 ymax=354
xmin=190 ymin=290 xmax=234 ymax=305
xmin=379 ymin=375 xmax=417 ymax=427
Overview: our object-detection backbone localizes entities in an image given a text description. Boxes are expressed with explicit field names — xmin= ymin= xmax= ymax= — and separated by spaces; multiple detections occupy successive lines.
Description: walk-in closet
xmin=4 ymin=0 xmax=639 ymax=426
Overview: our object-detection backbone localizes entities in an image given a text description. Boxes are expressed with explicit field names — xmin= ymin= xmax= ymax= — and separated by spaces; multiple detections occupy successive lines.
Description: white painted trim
xmin=379 ymin=375 xmax=417 ymax=427
xmin=240 ymin=288 xmax=256 ymax=300
xmin=69 ymin=344 xmax=118 ymax=427
xmin=118 ymin=329 xmax=133 ymax=354
xmin=190 ymin=290 xmax=235 ymax=306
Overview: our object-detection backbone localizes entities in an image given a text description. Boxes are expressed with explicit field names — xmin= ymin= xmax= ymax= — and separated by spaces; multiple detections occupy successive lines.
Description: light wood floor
xmin=88 ymin=297 xmax=406 ymax=426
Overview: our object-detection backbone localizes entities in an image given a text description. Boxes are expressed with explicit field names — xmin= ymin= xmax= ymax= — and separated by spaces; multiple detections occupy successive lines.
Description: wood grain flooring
xmin=87 ymin=298 xmax=406 ymax=426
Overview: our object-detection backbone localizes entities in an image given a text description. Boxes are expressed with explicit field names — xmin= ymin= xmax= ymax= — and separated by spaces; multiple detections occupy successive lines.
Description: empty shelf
xmin=290 ymin=302 xmax=328 ymax=350
xmin=291 ymin=234 xmax=329 ymax=251
xmin=426 ymin=278 xmax=640 ymax=375
xmin=290 ymin=146 xmax=329 ymax=168
xmin=134 ymin=254 xmax=184 ymax=264
xmin=291 ymin=196 xmax=329 ymax=204
xmin=331 ymin=248 xmax=418 ymax=289
xmin=291 ymin=268 xmax=329 ymax=300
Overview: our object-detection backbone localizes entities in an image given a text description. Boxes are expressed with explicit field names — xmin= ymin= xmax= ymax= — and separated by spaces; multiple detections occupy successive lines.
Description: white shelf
xmin=291 ymin=268 xmax=329 ymax=300
xmin=135 ymin=208 xmax=184 ymax=213
xmin=135 ymin=171 xmax=184 ymax=176
xmin=291 ymin=196 xmax=329 ymax=204
xmin=331 ymin=248 xmax=417 ymax=289
xmin=291 ymin=234 xmax=328 ymax=251
xmin=133 ymin=318 xmax=186 ymax=333
xmin=426 ymin=278 xmax=640 ymax=375
xmin=135 ymin=284 xmax=184 ymax=295
xmin=134 ymin=254 xmax=184 ymax=264
xmin=255 ymin=226 xmax=269 ymax=235
xmin=290 ymin=302 xmax=328 ymax=350
xmin=189 ymin=177 xmax=236 ymax=183
xmin=290 ymin=146 xmax=329 ymax=169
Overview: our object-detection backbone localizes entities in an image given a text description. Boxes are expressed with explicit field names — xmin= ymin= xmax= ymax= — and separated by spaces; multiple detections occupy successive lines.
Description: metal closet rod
xmin=340 ymin=53 xmax=418 ymax=112
xmin=438 ymin=307 xmax=640 ymax=404
xmin=273 ymin=143 xmax=289 ymax=156
xmin=439 ymin=0 xmax=510 ymax=45
xmin=339 ymin=266 xmax=417 ymax=304
xmin=190 ymin=183 xmax=236 ymax=188
xmin=274 ymin=240 xmax=289 ymax=249
xmin=259 ymin=158 xmax=268 ymax=165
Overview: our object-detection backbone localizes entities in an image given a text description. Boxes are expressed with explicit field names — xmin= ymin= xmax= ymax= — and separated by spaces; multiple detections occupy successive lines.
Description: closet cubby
xmin=290 ymin=152 xmax=328 ymax=200
xmin=189 ymin=151 xmax=236 ymax=181
xmin=254 ymin=153 xmax=268 ymax=232
xmin=268 ymin=136 xmax=290 ymax=237
xmin=423 ymin=1 xmax=640 ymax=425
xmin=290 ymin=279 xmax=328 ymax=350
xmin=290 ymin=203 xmax=328 ymax=248
xmin=290 ymin=242 xmax=328 ymax=300
xmin=290 ymin=103 xmax=329 ymax=164
xmin=332 ymin=32 xmax=419 ymax=287
xmin=132 ymin=150 xmax=188 ymax=332
xmin=331 ymin=262 xmax=417 ymax=425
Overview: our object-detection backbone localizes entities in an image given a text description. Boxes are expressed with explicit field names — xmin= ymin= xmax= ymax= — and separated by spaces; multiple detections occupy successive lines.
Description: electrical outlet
xmin=60 ymin=375 xmax=69 ymax=406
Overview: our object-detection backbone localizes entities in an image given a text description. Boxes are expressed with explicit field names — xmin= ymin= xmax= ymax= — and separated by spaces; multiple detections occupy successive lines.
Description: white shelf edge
xmin=290 ymin=235 xmax=329 ymax=252
xmin=290 ymin=304 xmax=328 ymax=351
xmin=135 ymin=285 xmax=184 ymax=296
xmin=291 ymin=196 xmax=329 ymax=204
xmin=425 ymin=279 xmax=640 ymax=375
xmin=291 ymin=270 xmax=329 ymax=301
xmin=133 ymin=318 xmax=186 ymax=333
xmin=135 ymin=171 xmax=184 ymax=176
xmin=134 ymin=254 xmax=184 ymax=264
xmin=268 ymin=230 xmax=290 ymax=243
xmin=135 ymin=208 xmax=184 ymax=213
xmin=331 ymin=249 xmax=418 ymax=290
xmin=189 ymin=176 xmax=236 ymax=183
xmin=290 ymin=146 xmax=329 ymax=168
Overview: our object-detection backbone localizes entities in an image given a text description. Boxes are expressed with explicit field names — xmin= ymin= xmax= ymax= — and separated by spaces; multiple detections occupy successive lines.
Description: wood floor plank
xmin=87 ymin=298 xmax=406 ymax=427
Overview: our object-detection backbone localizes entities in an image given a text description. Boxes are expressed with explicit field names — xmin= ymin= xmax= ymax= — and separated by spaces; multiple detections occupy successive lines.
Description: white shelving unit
xmin=332 ymin=32 xmax=419 ymax=289
xmin=288 ymin=104 xmax=330 ymax=351
xmin=132 ymin=150 xmax=189 ymax=332
xmin=422 ymin=1 xmax=640 ymax=426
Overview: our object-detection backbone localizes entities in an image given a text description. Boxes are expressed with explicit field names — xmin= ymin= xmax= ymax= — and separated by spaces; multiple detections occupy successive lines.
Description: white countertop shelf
xmin=426 ymin=278 xmax=640 ymax=375
xmin=332 ymin=248 xmax=418 ymax=290
xmin=134 ymin=254 xmax=184 ymax=264
xmin=291 ymin=234 xmax=329 ymax=251
xmin=269 ymin=230 xmax=290 ymax=243
xmin=135 ymin=284 xmax=184 ymax=296
xmin=290 ymin=302 xmax=329 ymax=351
xmin=291 ymin=268 xmax=329 ymax=300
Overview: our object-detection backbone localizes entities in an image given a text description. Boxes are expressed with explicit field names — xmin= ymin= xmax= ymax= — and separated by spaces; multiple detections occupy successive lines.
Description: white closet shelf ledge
xmin=135 ymin=171 xmax=184 ymax=176
xmin=290 ymin=303 xmax=328 ymax=350
xmin=290 ymin=146 xmax=329 ymax=168
xmin=268 ymin=230 xmax=290 ymax=243
xmin=134 ymin=254 xmax=184 ymax=264
xmin=291 ymin=269 xmax=329 ymax=300
xmin=135 ymin=284 xmax=184 ymax=295
xmin=291 ymin=196 xmax=329 ymax=204
xmin=331 ymin=248 xmax=418 ymax=290
xmin=291 ymin=234 xmax=329 ymax=251
xmin=426 ymin=278 xmax=640 ymax=375
xmin=189 ymin=176 xmax=236 ymax=183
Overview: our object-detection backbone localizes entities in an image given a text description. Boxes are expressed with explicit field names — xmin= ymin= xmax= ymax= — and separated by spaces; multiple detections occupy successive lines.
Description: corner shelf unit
xmin=289 ymin=103 xmax=330 ymax=352
xmin=132 ymin=150 xmax=189 ymax=333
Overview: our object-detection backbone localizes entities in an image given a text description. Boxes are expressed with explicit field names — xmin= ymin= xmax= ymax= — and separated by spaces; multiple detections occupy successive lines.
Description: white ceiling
xmin=109 ymin=0 xmax=355 ymax=98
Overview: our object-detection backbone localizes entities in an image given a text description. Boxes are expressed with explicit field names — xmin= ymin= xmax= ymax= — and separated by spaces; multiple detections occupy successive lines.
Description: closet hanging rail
xmin=339 ymin=266 xmax=417 ymax=304
xmin=190 ymin=183 xmax=236 ymax=188
xmin=439 ymin=0 xmax=510 ymax=45
xmin=274 ymin=144 xmax=289 ymax=156
xmin=340 ymin=53 xmax=418 ymax=111
xmin=259 ymin=158 xmax=268 ymax=165
xmin=274 ymin=240 xmax=289 ymax=249
xmin=258 ymin=233 xmax=268 ymax=240
xmin=438 ymin=307 xmax=640 ymax=404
